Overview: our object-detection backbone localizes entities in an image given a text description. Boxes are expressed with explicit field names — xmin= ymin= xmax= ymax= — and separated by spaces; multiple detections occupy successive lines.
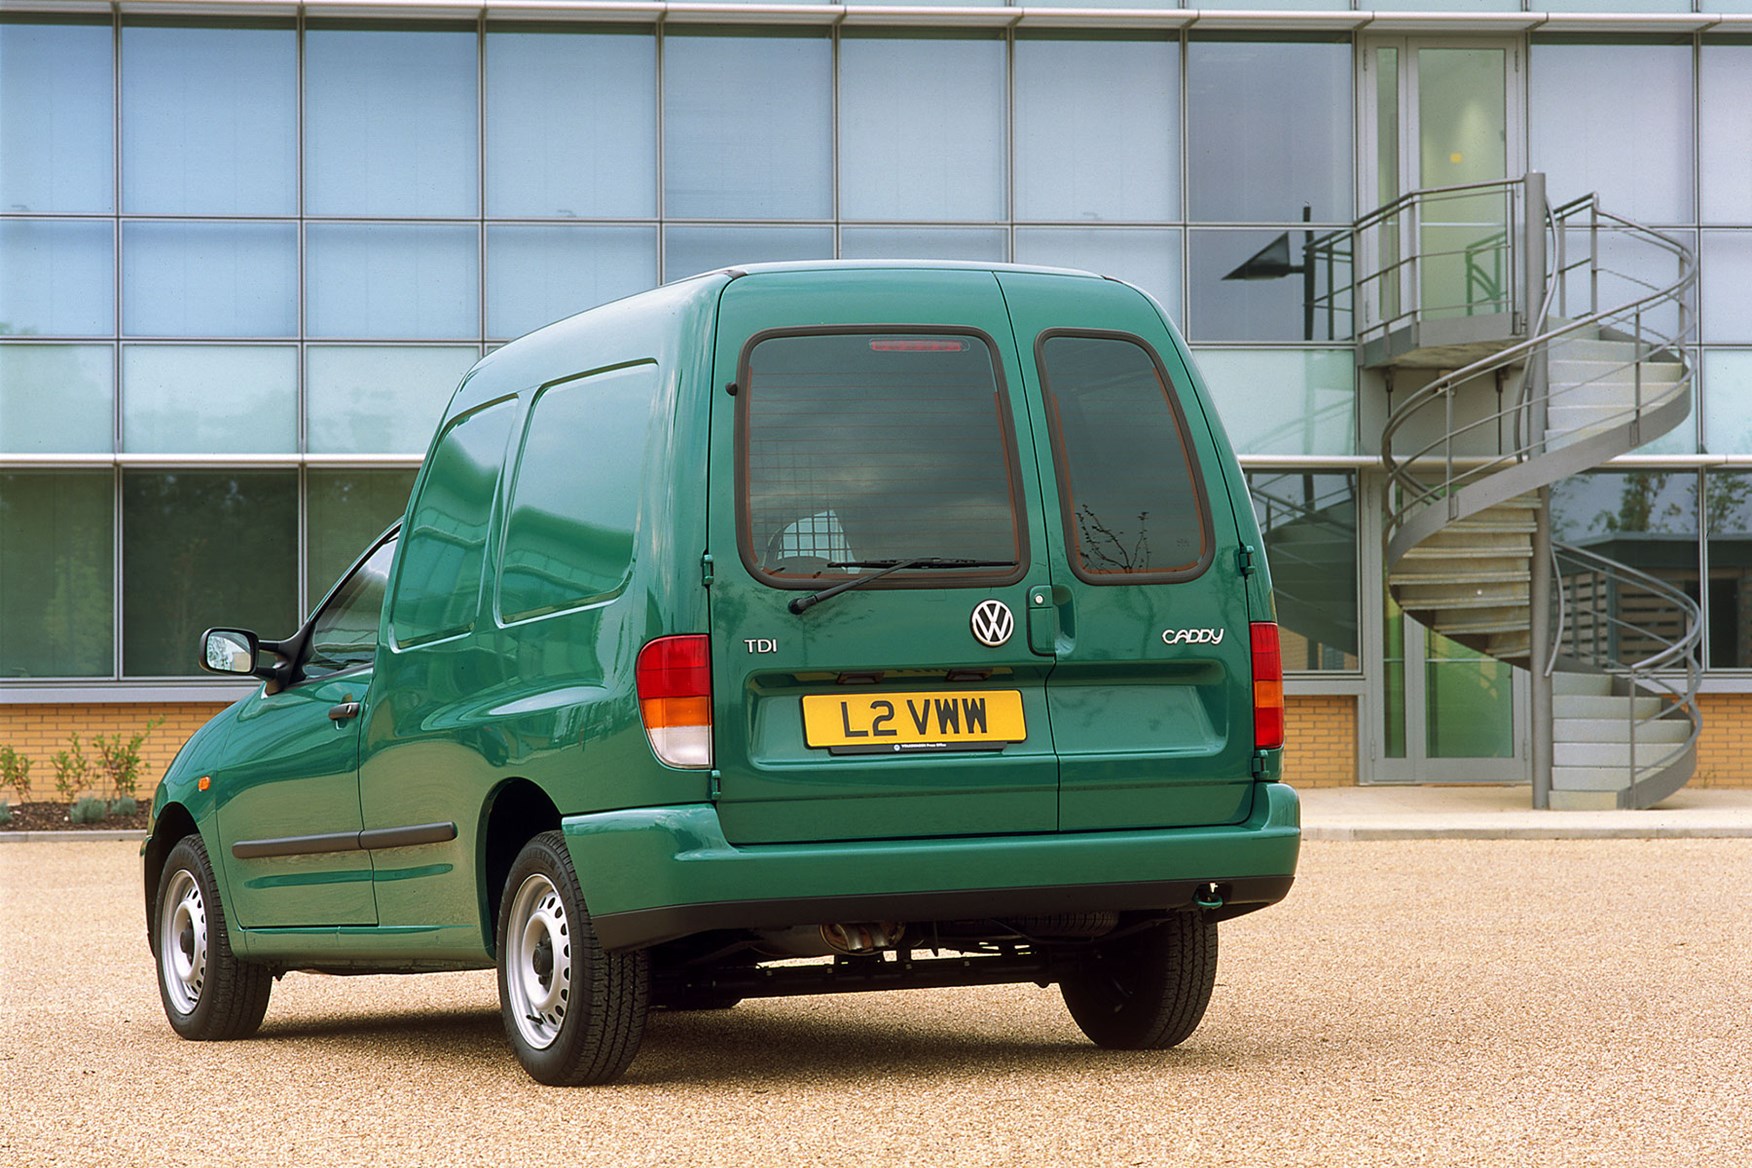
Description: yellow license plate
xmin=801 ymin=690 xmax=1025 ymax=751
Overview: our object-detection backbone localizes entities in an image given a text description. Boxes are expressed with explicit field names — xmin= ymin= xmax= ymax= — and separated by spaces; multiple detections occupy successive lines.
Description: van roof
xmin=686 ymin=259 xmax=1109 ymax=282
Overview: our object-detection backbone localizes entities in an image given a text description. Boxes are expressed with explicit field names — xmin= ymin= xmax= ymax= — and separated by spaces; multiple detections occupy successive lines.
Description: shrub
xmin=69 ymin=796 xmax=109 ymax=825
xmin=91 ymin=716 xmax=164 ymax=801
xmin=108 ymin=797 xmax=138 ymax=818
xmin=0 ymin=800 xmax=12 ymax=826
xmin=52 ymin=734 xmax=92 ymax=802
xmin=0 ymin=746 xmax=31 ymax=802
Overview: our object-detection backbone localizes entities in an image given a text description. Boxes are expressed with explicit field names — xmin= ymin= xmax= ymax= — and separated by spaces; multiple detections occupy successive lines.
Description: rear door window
xmin=738 ymin=330 xmax=1026 ymax=586
xmin=1036 ymin=332 xmax=1212 ymax=582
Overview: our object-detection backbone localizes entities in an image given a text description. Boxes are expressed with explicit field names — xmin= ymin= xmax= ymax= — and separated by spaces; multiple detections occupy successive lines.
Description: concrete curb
xmin=0 ymin=830 xmax=147 ymax=843
xmin=1304 ymin=824 xmax=1752 ymax=841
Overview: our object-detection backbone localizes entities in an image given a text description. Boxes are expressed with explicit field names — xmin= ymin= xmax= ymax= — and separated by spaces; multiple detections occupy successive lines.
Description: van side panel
xmin=353 ymin=278 xmax=723 ymax=955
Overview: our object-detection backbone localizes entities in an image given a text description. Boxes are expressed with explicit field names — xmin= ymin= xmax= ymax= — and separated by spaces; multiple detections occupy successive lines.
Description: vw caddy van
xmin=146 ymin=262 xmax=1300 ymax=1086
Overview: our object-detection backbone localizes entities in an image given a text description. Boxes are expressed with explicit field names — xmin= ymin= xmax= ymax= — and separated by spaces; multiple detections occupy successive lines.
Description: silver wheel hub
xmin=159 ymin=869 xmax=207 ymax=1015
xmin=505 ymin=874 xmax=571 ymax=1050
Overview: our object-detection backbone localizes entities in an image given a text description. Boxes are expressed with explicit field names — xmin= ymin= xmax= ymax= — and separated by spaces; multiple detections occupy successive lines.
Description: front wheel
xmin=497 ymin=832 xmax=648 ymax=1085
xmin=153 ymin=834 xmax=273 ymax=1041
xmin=1060 ymin=913 xmax=1217 ymax=1050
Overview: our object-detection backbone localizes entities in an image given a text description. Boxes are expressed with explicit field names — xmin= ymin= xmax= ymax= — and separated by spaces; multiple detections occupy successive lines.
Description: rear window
xmin=1037 ymin=332 xmax=1212 ymax=582
xmin=739 ymin=331 xmax=1025 ymax=586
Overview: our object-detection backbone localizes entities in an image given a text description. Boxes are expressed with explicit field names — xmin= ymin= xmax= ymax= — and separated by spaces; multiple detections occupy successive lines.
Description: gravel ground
xmin=3 ymin=838 xmax=1748 ymax=1168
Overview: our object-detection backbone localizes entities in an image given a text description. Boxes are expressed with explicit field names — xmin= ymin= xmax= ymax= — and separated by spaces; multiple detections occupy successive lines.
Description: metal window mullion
xmin=297 ymin=9 xmax=310 ymax=618
xmin=1005 ymin=22 xmax=1015 ymax=263
xmin=477 ymin=13 xmax=488 ymax=350
xmin=655 ymin=18 xmax=666 ymax=284
xmin=832 ymin=20 xmax=841 ymax=259
xmin=111 ymin=8 xmax=124 ymax=682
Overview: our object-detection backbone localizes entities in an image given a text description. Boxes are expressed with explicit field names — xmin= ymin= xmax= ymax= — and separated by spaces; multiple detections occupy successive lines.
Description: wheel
xmin=1060 ymin=913 xmax=1218 ymax=1050
xmin=153 ymin=834 xmax=273 ymax=1041
xmin=497 ymin=831 xmax=648 ymax=1086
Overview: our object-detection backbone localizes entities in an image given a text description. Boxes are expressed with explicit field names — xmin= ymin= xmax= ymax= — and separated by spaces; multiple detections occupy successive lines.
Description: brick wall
xmin=1283 ymin=694 xmax=1358 ymax=787
xmin=0 ymin=703 xmax=229 ymax=802
xmin=1693 ymin=693 xmax=1752 ymax=788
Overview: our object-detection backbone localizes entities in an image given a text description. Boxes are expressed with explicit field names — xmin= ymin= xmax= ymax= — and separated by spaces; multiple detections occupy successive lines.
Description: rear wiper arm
xmin=787 ymin=558 xmax=1017 ymax=615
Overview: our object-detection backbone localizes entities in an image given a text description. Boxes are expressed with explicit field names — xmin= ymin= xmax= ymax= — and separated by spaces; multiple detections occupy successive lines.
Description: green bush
xmin=108 ymin=797 xmax=138 ymax=818
xmin=52 ymin=734 xmax=92 ymax=802
xmin=0 ymin=800 xmax=12 ymax=826
xmin=69 ymin=796 xmax=109 ymax=825
xmin=91 ymin=716 xmax=164 ymax=801
xmin=1 ymin=745 xmax=32 ymax=802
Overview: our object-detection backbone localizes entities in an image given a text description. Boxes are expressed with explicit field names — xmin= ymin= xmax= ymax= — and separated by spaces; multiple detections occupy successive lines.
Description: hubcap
xmin=505 ymin=873 xmax=571 ymax=1050
xmin=158 ymin=869 xmax=207 ymax=1015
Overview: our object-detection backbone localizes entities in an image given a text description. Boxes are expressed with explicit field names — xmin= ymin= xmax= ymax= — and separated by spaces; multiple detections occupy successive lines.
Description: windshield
xmin=739 ymin=331 xmax=1026 ymax=586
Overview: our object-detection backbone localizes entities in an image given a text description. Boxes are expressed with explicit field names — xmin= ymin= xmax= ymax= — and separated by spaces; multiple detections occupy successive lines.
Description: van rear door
xmin=995 ymin=272 xmax=1256 ymax=831
xmin=705 ymin=269 xmax=1059 ymax=846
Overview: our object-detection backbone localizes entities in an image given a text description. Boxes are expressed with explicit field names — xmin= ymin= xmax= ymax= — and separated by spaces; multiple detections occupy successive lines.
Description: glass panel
xmin=662 ymin=226 xmax=833 ymax=283
xmin=1382 ymin=591 xmax=1407 ymax=758
xmin=1701 ymin=231 xmax=1752 ymax=343
xmin=307 ymin=469 xmax=418 ymax=602
xmin=1552 ymin=469 xmax=1700 ymax=668
xmin=307 ymin=224 xmax=479 ymax=339
xmin=1197 ymin=349 xmax=1355 ymax=455
xmin=0 ymin=220 xmax=114 ymax=337
xmin=486 ymin=225 xmax=656 ymax=340
xmin=121 ymin=22 xmax=297 ymax=214
xmin=1530 ymin=41 xmax=1694 ymax=225
xmin=0 ymin=345 xmax=113 ymax=453
xmin=1015 ymin=35 xmax=1178 ymax=223
xmin=499 ymin=366 xmax=658 ymax=621
xmin=306 ymin=345 xmax=478 ymax=454
xmin=1249 ymin=473 xmax=1358 ymax=670
xmin=1013 ymin=228 xmax=1182 ymax=324
xmin=1704 ymin=350 xmax=1752 ymax=454
xmin=122 ymin=222 xmax=298 ymax=337
xmin=839 ymin=227 xmax=1008 ymax=263
xmin=1038 ymin=335 xmax=1208 ymax=580
xmin=122 ymin=346 xmax=297 ymax=454
xmin=663 ymin=29 xmax=831 ymax=219
xmin=485 ymin=26 xmax=656 ymax=218
xmin=304 ymin=537 xmax=396 ymax=677
xmin=122 ymin=469 xmax=299 ymax=676
xmin=388 ymin=401 xmax=515 ymax=646
xmin=305 ymin=24 xmax=479 ymax=216
xmin=1187 ymin=38 xmax=1352 ymax=223
xmin=1188 ymin=228 xmax=1352 ymax=342
xmin=0 ymin=20 xmax=113 ymax=213
xmin=839 ymin=33 xmax=1005 ymax=221
xmin=0 ymin=471 xmax=114 ymax=677
xmin=1701 ymin=44 xmax=1752 ymax=224
xmin=1417 ymin=49 xmax=1509 ymax=322
xmin=1424 ymin=630 xmax=1514 ymax=758
xmin=1705 ymin=469 xmax=1752 ymax=669
xmin=741 ymin=333 xmax=1022 ymax=581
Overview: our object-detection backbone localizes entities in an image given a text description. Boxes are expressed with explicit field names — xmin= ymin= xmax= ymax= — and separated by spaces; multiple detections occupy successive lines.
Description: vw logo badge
xmin=971 ymin=599 xmax=1015 ymax=648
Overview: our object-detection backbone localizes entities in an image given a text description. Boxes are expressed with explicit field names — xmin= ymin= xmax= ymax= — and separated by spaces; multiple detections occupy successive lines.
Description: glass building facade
xmin=3 ymin=2 xmax=1751 ymax=782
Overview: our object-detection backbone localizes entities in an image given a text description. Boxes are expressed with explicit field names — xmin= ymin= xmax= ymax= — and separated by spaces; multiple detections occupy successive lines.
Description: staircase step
xmin=1399 ymin=545 xmax=1532 ymax=563
xmin=1554 ymin=717 xmax=1691 ymax=744
xmin=1388 ymin=568 xmax=1530 ymax=586
xmin=1552 ymin=765 xmax=1636 ymax=793
xmin=1552 ymin=694 xmax=1664 ymax=720
xmin=1554 ymin=740 xmax=1691 ymax=769
xmin=1552 ymin=672 xmax=1615 ymax=696
xmin=1429 ymin=614 xmax=1533 ymax=636
xmin=1548 ymin=788 xmax=1623 ymax=811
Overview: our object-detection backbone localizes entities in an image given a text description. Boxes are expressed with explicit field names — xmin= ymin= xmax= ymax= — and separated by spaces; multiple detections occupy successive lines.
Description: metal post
xmin=1524 ymin=172 xmax=1554 ymax=811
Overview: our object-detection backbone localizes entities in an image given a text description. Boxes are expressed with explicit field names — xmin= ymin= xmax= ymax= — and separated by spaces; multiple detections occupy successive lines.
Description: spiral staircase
xmin=1357 ymin=174 xmax=1701 ymax=809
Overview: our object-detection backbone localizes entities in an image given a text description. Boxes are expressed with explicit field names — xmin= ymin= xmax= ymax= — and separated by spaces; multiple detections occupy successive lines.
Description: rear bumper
xmin=564 ymin=783 xmax=1300 ymax=951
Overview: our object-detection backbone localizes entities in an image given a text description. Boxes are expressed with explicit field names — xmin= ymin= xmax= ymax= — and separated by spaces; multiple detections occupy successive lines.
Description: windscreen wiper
xmin=787 ymin=558 xmax=1018 ymax=615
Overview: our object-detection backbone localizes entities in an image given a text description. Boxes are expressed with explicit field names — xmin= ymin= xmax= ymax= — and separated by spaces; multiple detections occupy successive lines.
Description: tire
xmin=1060 ymin=913 xmax=1218 ymax=1051
xmin=153 ymin=834 xmax=273 ymax=1041
xmin=497 ymin=831 xmax=648 ymax=1086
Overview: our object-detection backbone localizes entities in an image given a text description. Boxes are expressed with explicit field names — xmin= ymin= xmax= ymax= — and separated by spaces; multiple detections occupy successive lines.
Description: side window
xmin=303 ymin=536 xmax=397 ymax=679
xmin=498 ymin=364 xmax=658 ymax=622
xmin=1036 ymin=333 xmax=1212 ymax=582
xmin=387 ymin=400 xmax=515 ymax=647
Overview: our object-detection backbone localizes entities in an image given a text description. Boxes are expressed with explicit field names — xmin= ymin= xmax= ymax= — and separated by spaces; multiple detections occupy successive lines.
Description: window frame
xmin=298 ymin=527 xmax=399 ymax=683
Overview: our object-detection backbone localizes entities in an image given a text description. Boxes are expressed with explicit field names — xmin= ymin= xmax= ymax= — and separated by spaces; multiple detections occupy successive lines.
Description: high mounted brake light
xmin=636 ymin=635 xmax=713 ymax=768
xmin=1251 ymin=622 xmax=1285 ymax=751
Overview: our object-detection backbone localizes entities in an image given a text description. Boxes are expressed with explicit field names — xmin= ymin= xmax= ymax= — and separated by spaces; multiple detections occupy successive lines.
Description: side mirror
xmin=201 ymin=628 xmax=260 ymax=676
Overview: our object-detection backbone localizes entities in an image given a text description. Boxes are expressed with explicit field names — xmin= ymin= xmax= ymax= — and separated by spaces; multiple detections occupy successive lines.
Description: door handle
xmin=1026 ymin=584 xmax=1056 ymax=657
xmin=328 ymin=701 xmax=362 ymax=722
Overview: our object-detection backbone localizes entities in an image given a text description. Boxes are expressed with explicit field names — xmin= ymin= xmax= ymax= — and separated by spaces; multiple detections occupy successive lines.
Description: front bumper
xmin=564 ymin=782 xmax=1300 ymax=951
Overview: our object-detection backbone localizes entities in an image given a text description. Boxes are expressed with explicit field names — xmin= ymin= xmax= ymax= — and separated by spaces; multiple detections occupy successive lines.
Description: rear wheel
xmin=153 ymin=834 xmax=273 ymax=1040
xmin=1060 ymin=913 xmax=1217 ymax=1050
xmin=497 ymin=831 xmax=648 ymax=1085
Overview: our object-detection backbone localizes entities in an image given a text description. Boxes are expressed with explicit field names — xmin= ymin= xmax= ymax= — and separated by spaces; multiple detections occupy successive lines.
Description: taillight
xmin=1250 ymin=622 xmax=1285 ymax=751
xmin=636 ymin=635 xmax=712 ymax=768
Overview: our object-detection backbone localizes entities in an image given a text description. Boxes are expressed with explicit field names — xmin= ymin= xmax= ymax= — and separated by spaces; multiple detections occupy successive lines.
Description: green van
xmin=145 ymin=262 xmax=1299 ymax=1086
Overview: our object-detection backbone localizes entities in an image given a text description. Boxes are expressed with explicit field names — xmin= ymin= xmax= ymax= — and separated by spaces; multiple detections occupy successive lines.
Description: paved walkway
xmin=1299 ymin=783 xmax=1752 ymax=840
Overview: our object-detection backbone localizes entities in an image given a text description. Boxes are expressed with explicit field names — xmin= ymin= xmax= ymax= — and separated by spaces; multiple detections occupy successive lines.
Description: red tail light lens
xmin=1250 ymin=622 xmax=1285 ymax=751
xmin=636 ymin=635 xmax=712 ymax=768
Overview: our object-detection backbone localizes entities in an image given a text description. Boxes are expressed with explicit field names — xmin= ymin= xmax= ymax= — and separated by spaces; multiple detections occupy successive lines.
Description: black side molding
xmin=232 ymin=821 xmax=458 ymax=861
